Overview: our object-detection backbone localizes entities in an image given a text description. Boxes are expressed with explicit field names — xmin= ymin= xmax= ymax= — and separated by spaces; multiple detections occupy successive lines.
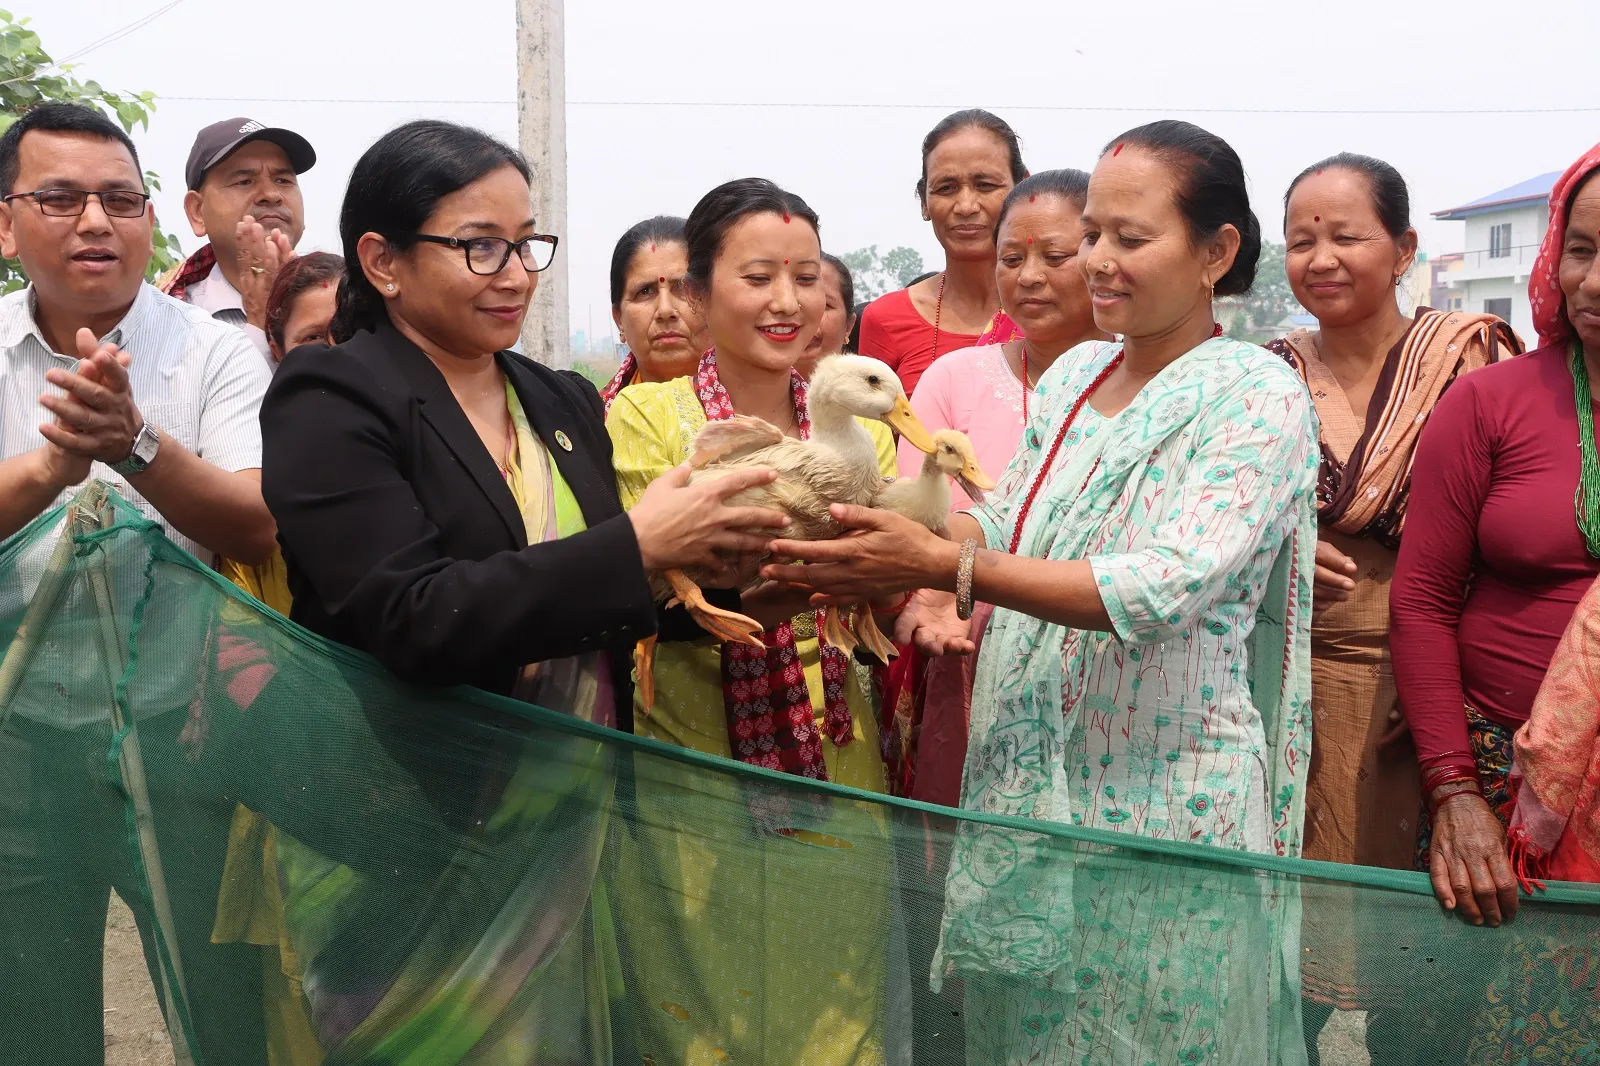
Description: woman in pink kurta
xmin=885 ymin=169 xmax=1110 ymax=805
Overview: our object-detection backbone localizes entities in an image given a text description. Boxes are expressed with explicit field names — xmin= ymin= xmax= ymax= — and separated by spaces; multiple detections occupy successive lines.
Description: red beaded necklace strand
xmin=1008 ymin=352 xmax=1122 ymax=553
xmin=1006 ymin=324 xmax=1222 ymax=554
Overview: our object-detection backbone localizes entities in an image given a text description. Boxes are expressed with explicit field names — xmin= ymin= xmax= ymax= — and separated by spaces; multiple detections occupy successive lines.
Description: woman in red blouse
xmin=1391 ymin=145 xmax=1600 ymax=929
xmin=855 ymin=109 xmax=1026 ymax=395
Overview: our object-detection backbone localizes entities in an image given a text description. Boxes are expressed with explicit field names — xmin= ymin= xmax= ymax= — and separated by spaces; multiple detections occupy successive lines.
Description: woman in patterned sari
xmin=766 ymin=120 xmax=1318 ymax=1066
xmin=1265 ymin=153 xmax=1517 ymax=1066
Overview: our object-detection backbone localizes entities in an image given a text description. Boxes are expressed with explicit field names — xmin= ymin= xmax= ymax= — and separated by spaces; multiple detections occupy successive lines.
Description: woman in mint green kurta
xmin=763 ymin=122 xmax=1320 ymax=1065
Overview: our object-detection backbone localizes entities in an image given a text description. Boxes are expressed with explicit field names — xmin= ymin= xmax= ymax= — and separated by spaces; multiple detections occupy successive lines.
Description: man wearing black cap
xmin=164 ymin=118 xmax=315 ymax=362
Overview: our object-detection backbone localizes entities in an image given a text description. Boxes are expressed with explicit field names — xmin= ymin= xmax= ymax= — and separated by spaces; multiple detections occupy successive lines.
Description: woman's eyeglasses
xmin=414 ymin=233 xmax=559 ymax=275
xmin=3 ymin=188 xmax=152 ymax=218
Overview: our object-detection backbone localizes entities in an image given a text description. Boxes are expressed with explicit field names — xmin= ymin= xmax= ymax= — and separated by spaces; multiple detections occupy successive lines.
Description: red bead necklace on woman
xmin=1007 ymin=323 xmax=1223 ymax=553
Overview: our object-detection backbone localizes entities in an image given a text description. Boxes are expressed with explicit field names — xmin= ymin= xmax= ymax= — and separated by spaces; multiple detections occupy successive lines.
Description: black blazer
xmin=261 ymin=324 xmax=661 ymax=726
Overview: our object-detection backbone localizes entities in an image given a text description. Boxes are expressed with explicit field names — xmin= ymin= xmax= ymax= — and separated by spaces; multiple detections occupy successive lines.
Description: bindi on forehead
xmin=650 ymin=243 xmax=656 ymax=252
xmin=1029 ymin=194 xmax=1036 ymax=202
xmin=1314 ymin=216 xmax=1321 ymax=222
xmin=1112 ymin=143 xmax=1124 ymax=156
xmin=781 ymin=211 xmax=791 ymax=224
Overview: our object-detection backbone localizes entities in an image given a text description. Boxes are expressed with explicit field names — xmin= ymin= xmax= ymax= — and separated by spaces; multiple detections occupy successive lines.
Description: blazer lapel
xmin=500 ymin=354 xmax=622 ymax=529
xmin=377 ymin=325 xmax=526 ymax=547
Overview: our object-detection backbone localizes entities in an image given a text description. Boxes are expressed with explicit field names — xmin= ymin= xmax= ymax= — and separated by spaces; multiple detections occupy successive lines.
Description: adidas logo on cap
xmin=238 ymin=120 xmax=265 ymax=134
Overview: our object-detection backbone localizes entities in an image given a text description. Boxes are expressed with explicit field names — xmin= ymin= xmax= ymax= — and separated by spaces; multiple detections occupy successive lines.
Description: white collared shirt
xmin=0 ymin=282 xmax=271 ymax=728
xmin=0 ymin=281 xmax=271 ymax=560
xmin=185 ymin=260 xmax=274 ymax=363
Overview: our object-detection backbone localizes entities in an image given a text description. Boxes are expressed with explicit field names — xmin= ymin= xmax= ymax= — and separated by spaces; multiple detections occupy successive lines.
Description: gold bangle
xmin=956 ymin=538 xmax=978 ymax=621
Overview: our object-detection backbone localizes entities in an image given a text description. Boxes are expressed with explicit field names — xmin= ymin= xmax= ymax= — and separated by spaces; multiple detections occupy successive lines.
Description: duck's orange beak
xmin=955 ymin=454 xmax=996 ymax=505
xmin=885 ymin=395 xmax=936 ymax=453
xmin=961 ymin=455 xmax=997 ymax=492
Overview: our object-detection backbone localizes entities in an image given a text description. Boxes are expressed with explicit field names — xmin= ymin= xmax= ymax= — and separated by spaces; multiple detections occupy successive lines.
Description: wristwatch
xmin=111 ymin=422 xmax=160 ymax=477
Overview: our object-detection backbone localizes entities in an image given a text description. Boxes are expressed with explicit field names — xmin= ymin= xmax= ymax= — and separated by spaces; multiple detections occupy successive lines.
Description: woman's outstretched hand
xmin=629 ymin=464 xmax=788 ymax=572
xmin=761 ymin=504 xmax=957 ymax=600
xmin=895 ymin=589 xmax=974 ymax=656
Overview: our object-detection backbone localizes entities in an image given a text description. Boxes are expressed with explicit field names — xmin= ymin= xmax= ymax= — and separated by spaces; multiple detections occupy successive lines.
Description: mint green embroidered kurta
xmin=938 ymin=337 xmax=1319 ymax=1066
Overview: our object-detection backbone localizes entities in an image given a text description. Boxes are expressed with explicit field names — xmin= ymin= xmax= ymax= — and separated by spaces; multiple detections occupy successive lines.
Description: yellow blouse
xmin=607 ymin=376 xmax=894 ymax=791
xmin=607 ymin=376 xmax=897 ymax=1066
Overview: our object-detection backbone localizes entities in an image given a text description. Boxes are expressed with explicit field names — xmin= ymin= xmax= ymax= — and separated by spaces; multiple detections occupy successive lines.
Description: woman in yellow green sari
xmin=607 ymin=178 xmax=897 ymax=1065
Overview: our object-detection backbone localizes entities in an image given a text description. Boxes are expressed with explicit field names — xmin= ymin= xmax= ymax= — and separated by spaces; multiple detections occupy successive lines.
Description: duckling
xmin=876 ymin=428 xmax=996 ymax=528
xmin=823 ymin=429 xmax=996 ymax=662
xmin=635 ymin=354 xmax=937 ymax=708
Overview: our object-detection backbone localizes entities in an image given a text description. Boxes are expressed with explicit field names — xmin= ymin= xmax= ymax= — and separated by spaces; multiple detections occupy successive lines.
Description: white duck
xmin=636 ymin=354 xmax=937 ymax=707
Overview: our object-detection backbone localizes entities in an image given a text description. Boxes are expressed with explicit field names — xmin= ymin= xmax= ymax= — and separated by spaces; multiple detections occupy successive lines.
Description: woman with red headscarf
xmin=1392 ymin=145 xmax=1600 ymax=927
xmin=1507 ymin=144 xmax=1600 ymax=889
xmin=1388 ymin=141 xmax=1600 ymax=1066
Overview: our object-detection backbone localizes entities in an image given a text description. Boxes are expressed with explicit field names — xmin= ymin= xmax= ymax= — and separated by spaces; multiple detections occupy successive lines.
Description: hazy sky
xmin=28 ymin=0 xmax=1600 ymax=349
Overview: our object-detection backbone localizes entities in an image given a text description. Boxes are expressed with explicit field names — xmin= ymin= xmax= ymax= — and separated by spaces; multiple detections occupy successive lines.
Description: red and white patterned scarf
xmin=1529 ymin=142 xmax=1600 ymax=349
xmin=162 ymin=243 xmax=218 ymax=303
xmin=599 ymin=351 xmax=638 ymax=412
xmin=694 ymin=348 xmax=854 ymax=780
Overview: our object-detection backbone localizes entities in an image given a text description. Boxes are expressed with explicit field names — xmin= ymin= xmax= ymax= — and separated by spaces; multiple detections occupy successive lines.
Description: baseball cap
xmin=185 ymin=117 xmax=316 ymax=190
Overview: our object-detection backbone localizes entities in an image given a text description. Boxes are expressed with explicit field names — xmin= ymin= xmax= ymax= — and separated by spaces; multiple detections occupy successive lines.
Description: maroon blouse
xmin=1391 ymin=343 xmax=1600 ymax=774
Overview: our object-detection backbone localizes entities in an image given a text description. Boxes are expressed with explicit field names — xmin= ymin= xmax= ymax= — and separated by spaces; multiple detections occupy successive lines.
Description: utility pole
xmin=515 ymin=0 xmax=569 ymax=367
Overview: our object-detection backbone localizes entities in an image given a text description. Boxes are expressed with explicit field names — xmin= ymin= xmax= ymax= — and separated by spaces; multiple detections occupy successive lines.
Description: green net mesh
xmin=1 ymin=483 xmax=1597 ymax=1066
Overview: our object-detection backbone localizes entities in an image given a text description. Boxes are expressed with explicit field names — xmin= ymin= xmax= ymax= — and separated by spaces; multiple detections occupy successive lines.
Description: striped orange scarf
xmin=1273 ymin=308 xmax=1521 ymax=547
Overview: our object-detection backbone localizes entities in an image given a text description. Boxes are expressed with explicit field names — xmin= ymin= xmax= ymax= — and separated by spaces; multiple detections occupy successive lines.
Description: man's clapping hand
xmin=37 ymin=328 xmax=142 ymax=465
xmin=236 ymin=214 xmax=295 ymax=329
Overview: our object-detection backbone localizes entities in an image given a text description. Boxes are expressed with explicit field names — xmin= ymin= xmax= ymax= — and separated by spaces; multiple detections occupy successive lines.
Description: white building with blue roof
xmin=1432 ymin=172 xmax=1559 ymax=343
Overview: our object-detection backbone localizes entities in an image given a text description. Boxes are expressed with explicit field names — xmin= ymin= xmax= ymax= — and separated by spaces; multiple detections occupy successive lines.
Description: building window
xmin=1489 ymin=223 xmax=1513 ymax=259
xmin=1484 ymin=297 xmax=1513 ymax=322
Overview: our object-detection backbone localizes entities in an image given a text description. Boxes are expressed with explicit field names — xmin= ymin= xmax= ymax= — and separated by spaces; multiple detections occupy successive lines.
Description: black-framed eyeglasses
xmin=3 ymin=188 xmax=152 ymax=218
xmin=413 ymin=233 xmax=559 ymax=275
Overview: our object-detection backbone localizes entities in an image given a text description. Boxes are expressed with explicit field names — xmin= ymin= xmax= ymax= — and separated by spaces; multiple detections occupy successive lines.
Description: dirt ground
xmin=103 ymin=895 xmax=175 ymax=1066
xmin=101 ymin=899 xmax=1372 ymax=1066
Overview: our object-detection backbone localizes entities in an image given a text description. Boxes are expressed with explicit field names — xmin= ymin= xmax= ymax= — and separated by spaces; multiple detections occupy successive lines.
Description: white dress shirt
xmin=0 ymin=282 xmax=271 ymax=726
xmin=185 ymin=260 xmax=274 ymax=363
xmin=0 ymin=281 xmax=270 ymax=559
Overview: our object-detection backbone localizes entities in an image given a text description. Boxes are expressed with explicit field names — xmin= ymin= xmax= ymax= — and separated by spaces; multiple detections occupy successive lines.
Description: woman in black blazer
xmin=260 ymin=120 xmax=781 ymax=722
xmin=252 ymin=121 xmax=786 ymax=1062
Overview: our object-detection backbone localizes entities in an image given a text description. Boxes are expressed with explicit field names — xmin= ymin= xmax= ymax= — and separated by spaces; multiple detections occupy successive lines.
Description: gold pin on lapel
xmin=554 ymin=430 xmax=573 ymax=452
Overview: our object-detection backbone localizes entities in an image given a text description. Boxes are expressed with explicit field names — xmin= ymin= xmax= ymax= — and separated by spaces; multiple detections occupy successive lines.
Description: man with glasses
xmin=0 ymin=102 xmax=272 ymax=1065
xmin=164 ymin=117 xmax=316 ymax=362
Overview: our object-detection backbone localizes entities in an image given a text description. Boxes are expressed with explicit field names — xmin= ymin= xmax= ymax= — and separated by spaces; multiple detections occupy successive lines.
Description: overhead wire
xmin=158 ymin=96 xmax=1598 ymax=116
xmin=0 ymin=0 xmax=187 ymax=87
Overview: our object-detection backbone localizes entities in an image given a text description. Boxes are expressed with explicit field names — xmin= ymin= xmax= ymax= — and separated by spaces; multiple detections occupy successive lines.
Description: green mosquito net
xmin=1 ymin=483 xmax=1595 ymax=1066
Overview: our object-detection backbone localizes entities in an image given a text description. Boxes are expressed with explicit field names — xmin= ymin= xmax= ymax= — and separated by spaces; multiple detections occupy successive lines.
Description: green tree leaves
xmin=839 ymin=245 xmax=926 ymax=303
xmin=0 ymin=10 xmax=181 ymax=293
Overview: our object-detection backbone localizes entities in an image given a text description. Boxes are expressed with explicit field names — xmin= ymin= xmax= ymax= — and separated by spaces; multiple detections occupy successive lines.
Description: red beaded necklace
xmin=1009 ymin=352 xmax=1121 ymax=553
xmin=1007 ymin=323 xmax=1222 ymax=554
